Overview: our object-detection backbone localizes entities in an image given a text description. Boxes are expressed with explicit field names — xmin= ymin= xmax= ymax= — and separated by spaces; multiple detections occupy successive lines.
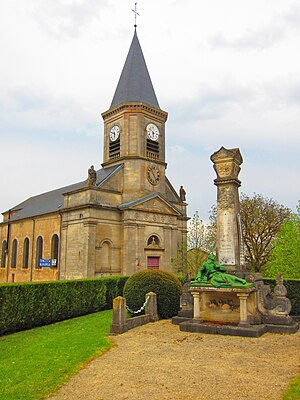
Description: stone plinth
xmin=190 ymin=286 xmax=258 ymax=326
xmin=177 ymin=284 xmax=299 ymax=337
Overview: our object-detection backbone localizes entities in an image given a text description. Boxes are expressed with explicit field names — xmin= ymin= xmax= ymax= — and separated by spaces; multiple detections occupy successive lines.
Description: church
xmin=0 ymin=29 xmax=188 ymax=283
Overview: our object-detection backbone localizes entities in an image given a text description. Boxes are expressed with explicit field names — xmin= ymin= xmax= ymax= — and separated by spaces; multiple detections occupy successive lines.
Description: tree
xmin=240 ymin=193 xmax=291 ymax=272
xmin=188 ymin=211 xmax=215 ymax=253
xmin=263 ymin=202 xmax=300 ymax=279
xmin=171 ymin=211 xmax=214 ymax=277
xmin=208 ymin=193 xmax=291 ymax=272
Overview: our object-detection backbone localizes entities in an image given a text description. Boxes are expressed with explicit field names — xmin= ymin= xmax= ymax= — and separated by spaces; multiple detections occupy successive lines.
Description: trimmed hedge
xmin=0 ymin=277 xmax=128 ymax=336
xmin=264 ymin=278 xmax=300 ymax=316
xmin=124 ymin=270 xmax=183 ymax=319
xmin=101 ymin=276 xmax=129 ymax=309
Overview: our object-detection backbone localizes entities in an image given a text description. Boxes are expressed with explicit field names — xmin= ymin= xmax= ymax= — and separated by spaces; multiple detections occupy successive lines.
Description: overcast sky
xmin=1 ymin=0 xmax=299 ymax=221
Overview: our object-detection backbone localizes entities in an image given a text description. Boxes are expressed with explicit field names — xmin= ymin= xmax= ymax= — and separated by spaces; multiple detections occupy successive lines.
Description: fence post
xmin=145 ymin=291 xmax=159 ymax=322
xmin=110 ymin=296 xmax=128 ymax=335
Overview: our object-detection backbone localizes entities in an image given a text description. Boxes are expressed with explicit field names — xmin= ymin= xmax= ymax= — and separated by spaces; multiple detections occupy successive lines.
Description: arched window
xmin=147 ymin=235 xmax=160 ymax=246
xmin=11 ymin=239 xmax=18 ymax=268
xmin=51 ymin=234 xmax=59 ymax=267
xmin=23 ymin=238 xmax=30 ymax=269
xmin=1 ymin=240 xmax=7 ymax=268
xmin=36 ymin=236 xmax=43 ymax=268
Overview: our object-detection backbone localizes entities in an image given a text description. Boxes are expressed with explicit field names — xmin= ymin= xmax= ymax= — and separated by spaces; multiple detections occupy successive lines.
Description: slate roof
xmin=4 ymin=165 xmax=122 ymax=222
xmin=110 ymin=29 xmax=160 ymax=109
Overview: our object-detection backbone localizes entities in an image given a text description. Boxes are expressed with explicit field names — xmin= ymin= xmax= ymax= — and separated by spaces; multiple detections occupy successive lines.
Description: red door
xmin=147 ymin=256 xmax=160 ymax=270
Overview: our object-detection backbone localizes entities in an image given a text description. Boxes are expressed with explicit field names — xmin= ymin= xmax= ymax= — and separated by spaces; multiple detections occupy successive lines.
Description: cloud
xmin=28 ymin=0 xmax=109 ymax=39
xmin=0 ymin=134 xmax=102 ymax=215
xmin=1 ymin=0 xmax=299 ymax=223
xmin=263 ymin=77 xmax=300 ymax=107
xmin=0 ymin=87 xmax=101 ymax=141
xmin=207 ymin=3 xmax=300 ymax=52
xmin=284 ymin=4 xmax=300 ymax=28
xmin=167 ymin=83 xmax=255 ymax=123
xmin=209 ymin=25 xmax=286 ymax=51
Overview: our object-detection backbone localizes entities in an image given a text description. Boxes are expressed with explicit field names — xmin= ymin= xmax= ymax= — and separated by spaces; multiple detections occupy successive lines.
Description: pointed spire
xmin=110 ymin=30 xmax=160 ymax=109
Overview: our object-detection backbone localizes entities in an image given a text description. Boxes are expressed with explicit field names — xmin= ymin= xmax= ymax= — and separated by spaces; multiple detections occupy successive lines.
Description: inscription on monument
xmin=218 ymin=210 xmax=235 ymax=265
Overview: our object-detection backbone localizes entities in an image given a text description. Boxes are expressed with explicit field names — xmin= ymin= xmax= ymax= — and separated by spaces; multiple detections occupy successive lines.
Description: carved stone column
xmin=191 ymin=290 xmax=202 ymax=321
xmin=211 ymin=147 xmax=245 ymax=273
xmin=237 ymin=292 xmax=250 ymax=326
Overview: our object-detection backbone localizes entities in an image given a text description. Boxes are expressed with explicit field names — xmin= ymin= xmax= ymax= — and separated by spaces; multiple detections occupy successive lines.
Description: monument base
xmin=173 ymin=279 xmax=299 ymax=337
xmin=178 ymin=319 xmax=299 ymax=337
xmin=179 ymin=320 xmax=267 ymax=338
xmin=172 ymin=309 xmax=193 ymax=325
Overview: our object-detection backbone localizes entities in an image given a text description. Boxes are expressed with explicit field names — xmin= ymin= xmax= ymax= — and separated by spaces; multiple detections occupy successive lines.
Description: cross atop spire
xmin=131 ymin=2 xmax=140 ymax=28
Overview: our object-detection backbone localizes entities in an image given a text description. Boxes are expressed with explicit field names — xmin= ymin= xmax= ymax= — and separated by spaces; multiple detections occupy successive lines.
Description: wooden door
xmin=147 ymin=256 xmax=160 ymax=270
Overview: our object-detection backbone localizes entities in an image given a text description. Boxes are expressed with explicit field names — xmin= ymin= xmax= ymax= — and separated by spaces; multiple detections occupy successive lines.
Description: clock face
xmin=147 ymin=165 xmax=160 ymax=185
xmin=146 ymin=123 xmax=159 ymax=141
xmin=109 ymin=125 xmax=120 ymax=142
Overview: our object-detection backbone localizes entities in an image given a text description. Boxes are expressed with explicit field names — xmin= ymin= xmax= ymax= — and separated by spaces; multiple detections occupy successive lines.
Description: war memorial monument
xmin=174 ymin=147 xmax=299 ymax=337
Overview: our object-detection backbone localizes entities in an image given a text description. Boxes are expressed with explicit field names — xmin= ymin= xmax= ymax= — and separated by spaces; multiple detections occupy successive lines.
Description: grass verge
xmin=0 ymin=310 xmax=113 ymax=400
xmin=282 ymin=374 xmax=300 ymax=400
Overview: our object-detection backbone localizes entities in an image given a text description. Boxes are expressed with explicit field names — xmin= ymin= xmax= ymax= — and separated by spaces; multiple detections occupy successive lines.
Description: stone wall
xmin=0 ymin=213 xmax=60 ymax=283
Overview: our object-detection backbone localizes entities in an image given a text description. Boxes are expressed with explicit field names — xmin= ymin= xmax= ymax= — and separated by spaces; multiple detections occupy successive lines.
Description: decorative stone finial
xmin=210 ymin=146 xmax=243 ymax=184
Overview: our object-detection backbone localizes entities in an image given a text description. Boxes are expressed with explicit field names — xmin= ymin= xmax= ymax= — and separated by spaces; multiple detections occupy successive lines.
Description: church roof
xmin=4 ymin=165 xmax=122 ymax=222
xmin=110 ymin=29 xmax=160 ymax=109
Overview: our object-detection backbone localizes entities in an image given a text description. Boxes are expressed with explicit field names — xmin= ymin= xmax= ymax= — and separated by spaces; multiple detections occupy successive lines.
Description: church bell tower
xmin=101 ymin=29 xmax=168 ymax=201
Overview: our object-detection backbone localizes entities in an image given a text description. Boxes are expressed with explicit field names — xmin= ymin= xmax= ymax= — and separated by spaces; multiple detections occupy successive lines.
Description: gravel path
xmin=50 ymin=320 xmax=300 ymax=400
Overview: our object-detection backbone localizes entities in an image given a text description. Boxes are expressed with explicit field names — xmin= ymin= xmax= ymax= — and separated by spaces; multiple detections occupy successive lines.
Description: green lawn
xmin=0 ymin=310 xmax=113 ymax=400
xmin=0 ymin=310 xmax=298 ymax=400
xmin=282 ymin=374 xmax=300 ymax=400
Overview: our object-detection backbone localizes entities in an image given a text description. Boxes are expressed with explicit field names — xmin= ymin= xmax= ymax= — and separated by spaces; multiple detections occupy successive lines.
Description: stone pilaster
xmin=84 ymin=221 xmax=97 ymax=278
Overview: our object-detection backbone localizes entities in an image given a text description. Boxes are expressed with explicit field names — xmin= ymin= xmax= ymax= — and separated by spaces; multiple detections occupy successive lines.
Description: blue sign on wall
xmin=39 ymin=258 xmax=51 ymax=267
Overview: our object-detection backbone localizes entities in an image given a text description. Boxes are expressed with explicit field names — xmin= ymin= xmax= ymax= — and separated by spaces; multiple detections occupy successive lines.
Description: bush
xmin=264 ymin=278 xmax=300 ymax=316
xmin=101 ymin=276 xmax=128 ymax=309
xmin=123 ymin=270 xmax=183 ymax=319
xmin=0 ymin=277 xmax=128 ymax=336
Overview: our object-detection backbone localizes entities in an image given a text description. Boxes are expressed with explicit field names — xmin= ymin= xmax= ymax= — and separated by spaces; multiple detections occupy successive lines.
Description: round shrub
xmin=123 ymin=270 xmax=183 ymax=319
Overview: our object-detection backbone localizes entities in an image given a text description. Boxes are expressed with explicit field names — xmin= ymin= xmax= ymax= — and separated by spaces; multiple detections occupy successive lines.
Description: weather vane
xmin=132 ymin=2 xmax=140 ymax=28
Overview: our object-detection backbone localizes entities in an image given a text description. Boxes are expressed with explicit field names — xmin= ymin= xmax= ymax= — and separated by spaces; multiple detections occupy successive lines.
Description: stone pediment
xmin=119 ymin=192 xmax=182 ymax=216
xmin=210 ymin=147 xmax=243 ymax=164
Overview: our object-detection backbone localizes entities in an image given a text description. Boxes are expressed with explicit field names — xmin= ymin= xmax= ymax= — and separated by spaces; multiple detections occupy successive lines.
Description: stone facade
xmin=0 ymin=213 xmax=60 ymax=282
xmin=0 ymin=31 xmax=188 ymax=283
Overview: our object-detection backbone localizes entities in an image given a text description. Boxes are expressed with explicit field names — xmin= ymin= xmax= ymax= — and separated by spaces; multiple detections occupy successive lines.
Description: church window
xmin=51 ymin=234 xmax=59 ymax=267
xmin=1 ymin=240 xmax=7 ymax=268
xmin=147 ymin=235 xmax=160 ymax=246
xmin=23 ymin=238 xmax=30 ymax=269
xmin=11 ymin=239 xmax=18 ymax=268
xmin=146 ymin=139 xmax=159 ymax=160
xmin=36 ymin=236 xmax=43 ymax=268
